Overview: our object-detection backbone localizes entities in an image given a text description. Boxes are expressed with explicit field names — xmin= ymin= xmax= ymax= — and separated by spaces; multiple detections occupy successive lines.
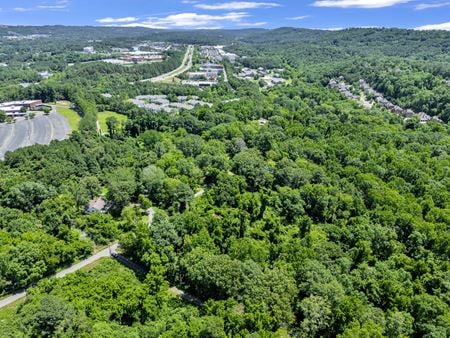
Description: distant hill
xmin=0 ymin=25 xmax=265 ymax=44
xmin=1 ymin=25 xmax=448 ymax=62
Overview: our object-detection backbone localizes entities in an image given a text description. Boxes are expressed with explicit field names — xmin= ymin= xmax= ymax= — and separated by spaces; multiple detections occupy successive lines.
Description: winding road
xmin=0 ymin=244 xmax=118 ymax=309
xmin=141 ymin=45 xmax=194 ymax=83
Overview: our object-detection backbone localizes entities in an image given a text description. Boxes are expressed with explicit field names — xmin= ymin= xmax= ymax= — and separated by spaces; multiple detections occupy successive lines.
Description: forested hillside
xmin=0 ymin=26 xmax=449 ymax=337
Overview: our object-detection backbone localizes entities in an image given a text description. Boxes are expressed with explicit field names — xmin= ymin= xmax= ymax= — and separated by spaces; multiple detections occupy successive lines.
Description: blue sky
xmin=0 ymin=0 xmax=449 ymax=30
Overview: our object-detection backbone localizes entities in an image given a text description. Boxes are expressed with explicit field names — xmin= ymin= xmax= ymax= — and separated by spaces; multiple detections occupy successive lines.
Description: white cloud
xmin=287 ymin=15 xmax=310 ymax=20
xmin=97 ymin=17 xmax=139 ymax=24
xmin=37 ymin=5 xmax=67 ymax=10
xmin=237 ymin=21 xmax=267 ymax=26
xmin=13 ymin=0 xmax=69 ymax=12
xmin=195 ymin=2 xmax=280 ymax=10
xmin=116 ymin=12 xmax=249 ymax=29
xmin=415 ymin=1 xmax=450 ymax=9
xmin=120 ymin=22 xmax=169 ymax=29
xmin=13 ymin=7 xmax=33 ymax=12
xmin=312 ymin=0 xmax=411 ymax=8
xmin=321 ymin=27 xmax=345 ymax=30
xmin=415 ymin=22 xmax=450 ymax=30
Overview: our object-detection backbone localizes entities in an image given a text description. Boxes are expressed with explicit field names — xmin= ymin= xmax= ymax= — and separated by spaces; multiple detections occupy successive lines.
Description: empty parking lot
xmin=0 ymin=112 xmax=71 ymax=159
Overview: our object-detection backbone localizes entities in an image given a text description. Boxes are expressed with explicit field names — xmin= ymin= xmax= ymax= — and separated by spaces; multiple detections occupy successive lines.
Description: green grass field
xmin=55 ymin=101 xmax=81 ymax=132
xmin=97 ymin=111 xmax=128 ymax=134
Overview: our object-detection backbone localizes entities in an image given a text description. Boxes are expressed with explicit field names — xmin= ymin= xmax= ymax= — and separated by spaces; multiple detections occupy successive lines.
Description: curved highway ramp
xmin=0 ymin=111 xmax=71 ymax=160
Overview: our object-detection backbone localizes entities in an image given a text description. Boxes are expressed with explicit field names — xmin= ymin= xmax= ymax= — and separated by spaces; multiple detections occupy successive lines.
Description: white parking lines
xmin=0 ymin=112 xmax=72 ymax=160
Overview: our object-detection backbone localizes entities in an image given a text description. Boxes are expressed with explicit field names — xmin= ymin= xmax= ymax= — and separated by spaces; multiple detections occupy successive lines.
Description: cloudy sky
xmin=0 ymin=0 xmax=449 ymax=30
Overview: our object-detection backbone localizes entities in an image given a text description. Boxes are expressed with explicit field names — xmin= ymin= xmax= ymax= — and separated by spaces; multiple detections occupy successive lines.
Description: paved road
xmin=0 ymin=110 xmax=71 ymax=160
xmin=223 ymin=67 xmax=229 ymax=83
xmin=169 ymin=287 xmax=203 ymax=306
xmin=147 ymin=207 xmax=155 ymax=228
xmin=141 ymin=45 xmax=194 ymax=83
xmin=0 ymin=244 xmax=118 ymax=309
xmin=0 ymin=242 xmax=203 ymax=309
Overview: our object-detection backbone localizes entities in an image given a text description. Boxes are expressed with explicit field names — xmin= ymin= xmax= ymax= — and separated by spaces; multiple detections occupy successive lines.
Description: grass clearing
xmin=55 ymin=102 xmax=81 ymax=132
xmin=161 ymin=77 xmax=182 ymax=84
xmin=97 ymin=111 xmax=128 ymax=133
xmin=0 ymin=298 xmax=24 ymax=335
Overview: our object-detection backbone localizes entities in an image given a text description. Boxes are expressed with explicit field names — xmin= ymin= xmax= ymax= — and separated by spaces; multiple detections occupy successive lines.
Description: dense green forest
xmin=0 ymin=26 xmax=449 ymax=337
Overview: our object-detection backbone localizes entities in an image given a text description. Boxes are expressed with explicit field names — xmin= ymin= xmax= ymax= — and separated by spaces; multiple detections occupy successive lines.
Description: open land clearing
xmin=97 ymin=111 xmax=128 ymax=134
xmin=55 ymin=101 xmax=81 ymax=131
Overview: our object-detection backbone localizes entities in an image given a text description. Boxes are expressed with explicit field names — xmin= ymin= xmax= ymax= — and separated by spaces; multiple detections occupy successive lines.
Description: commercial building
xmin=181 ymin=80 xmax=218 ymax=87
xmin=0 ymin=100 xmax=43 ymax=117
xmin=119 ymin=53 xmax=164 ymax=63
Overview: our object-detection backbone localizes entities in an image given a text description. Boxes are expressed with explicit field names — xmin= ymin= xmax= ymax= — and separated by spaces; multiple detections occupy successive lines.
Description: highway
xmin=0 ymin=110 xmax=71 ymax=160
xmin=141 ymin=45 xmax=194 ymax=83
xmin=0 ymin=244 xmax=118 ymax=309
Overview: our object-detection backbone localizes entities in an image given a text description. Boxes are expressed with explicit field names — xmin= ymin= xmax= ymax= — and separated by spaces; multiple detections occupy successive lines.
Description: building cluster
xmin=4 ymin=34 xmax=50 ymax=40
xmin=134 ymin=42 xmax=177 ymax=52
xmin=237 ymin=67 xmax=266 ymax=80
xmin=132 ymin=95 xmax=212 ymax=113
xmin=83 ymin=46 xmax=95 ymax=54
xmin=237 ymin=67 xmax=285 ymax=88
xmin=200 ymin=46 xmax=238 ymax=63
xmin=98 ymin=44 xmax=168 ymax=65
xmin=112 ymin=47 xmax=130 ymax=53
xmin=359 ymin=79 xmax=441 ymax=123
xmin=181 ymin=80 xmax=219 ymax=88
xmin=359 ymin=79 xmax=413 ymax=116
xmin=263 ymin=76 xmax=285 ymax=88
xmin=0 ymin=100 xmax=44 ymax=117
xmin=118 ymin=51 xmax=165 ymax=63
xmin=146 ymin=42 xmax=170 ymax=51
xmin=182 ymin=63 xmax=224 ymax=87
xmin=329 ymin=77 xmax=441 ymax=124
xmin=328 ymin=77 xmax=359 ymax=100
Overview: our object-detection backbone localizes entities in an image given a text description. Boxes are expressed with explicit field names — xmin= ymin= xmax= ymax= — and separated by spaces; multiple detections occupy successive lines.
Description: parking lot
xmin=0 ymin=111 xmax=71 ymax=159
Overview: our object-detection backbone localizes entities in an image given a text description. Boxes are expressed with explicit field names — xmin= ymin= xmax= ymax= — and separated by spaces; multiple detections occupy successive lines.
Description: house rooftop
xmin=86 ymin=197 xmax=107 ymax=213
